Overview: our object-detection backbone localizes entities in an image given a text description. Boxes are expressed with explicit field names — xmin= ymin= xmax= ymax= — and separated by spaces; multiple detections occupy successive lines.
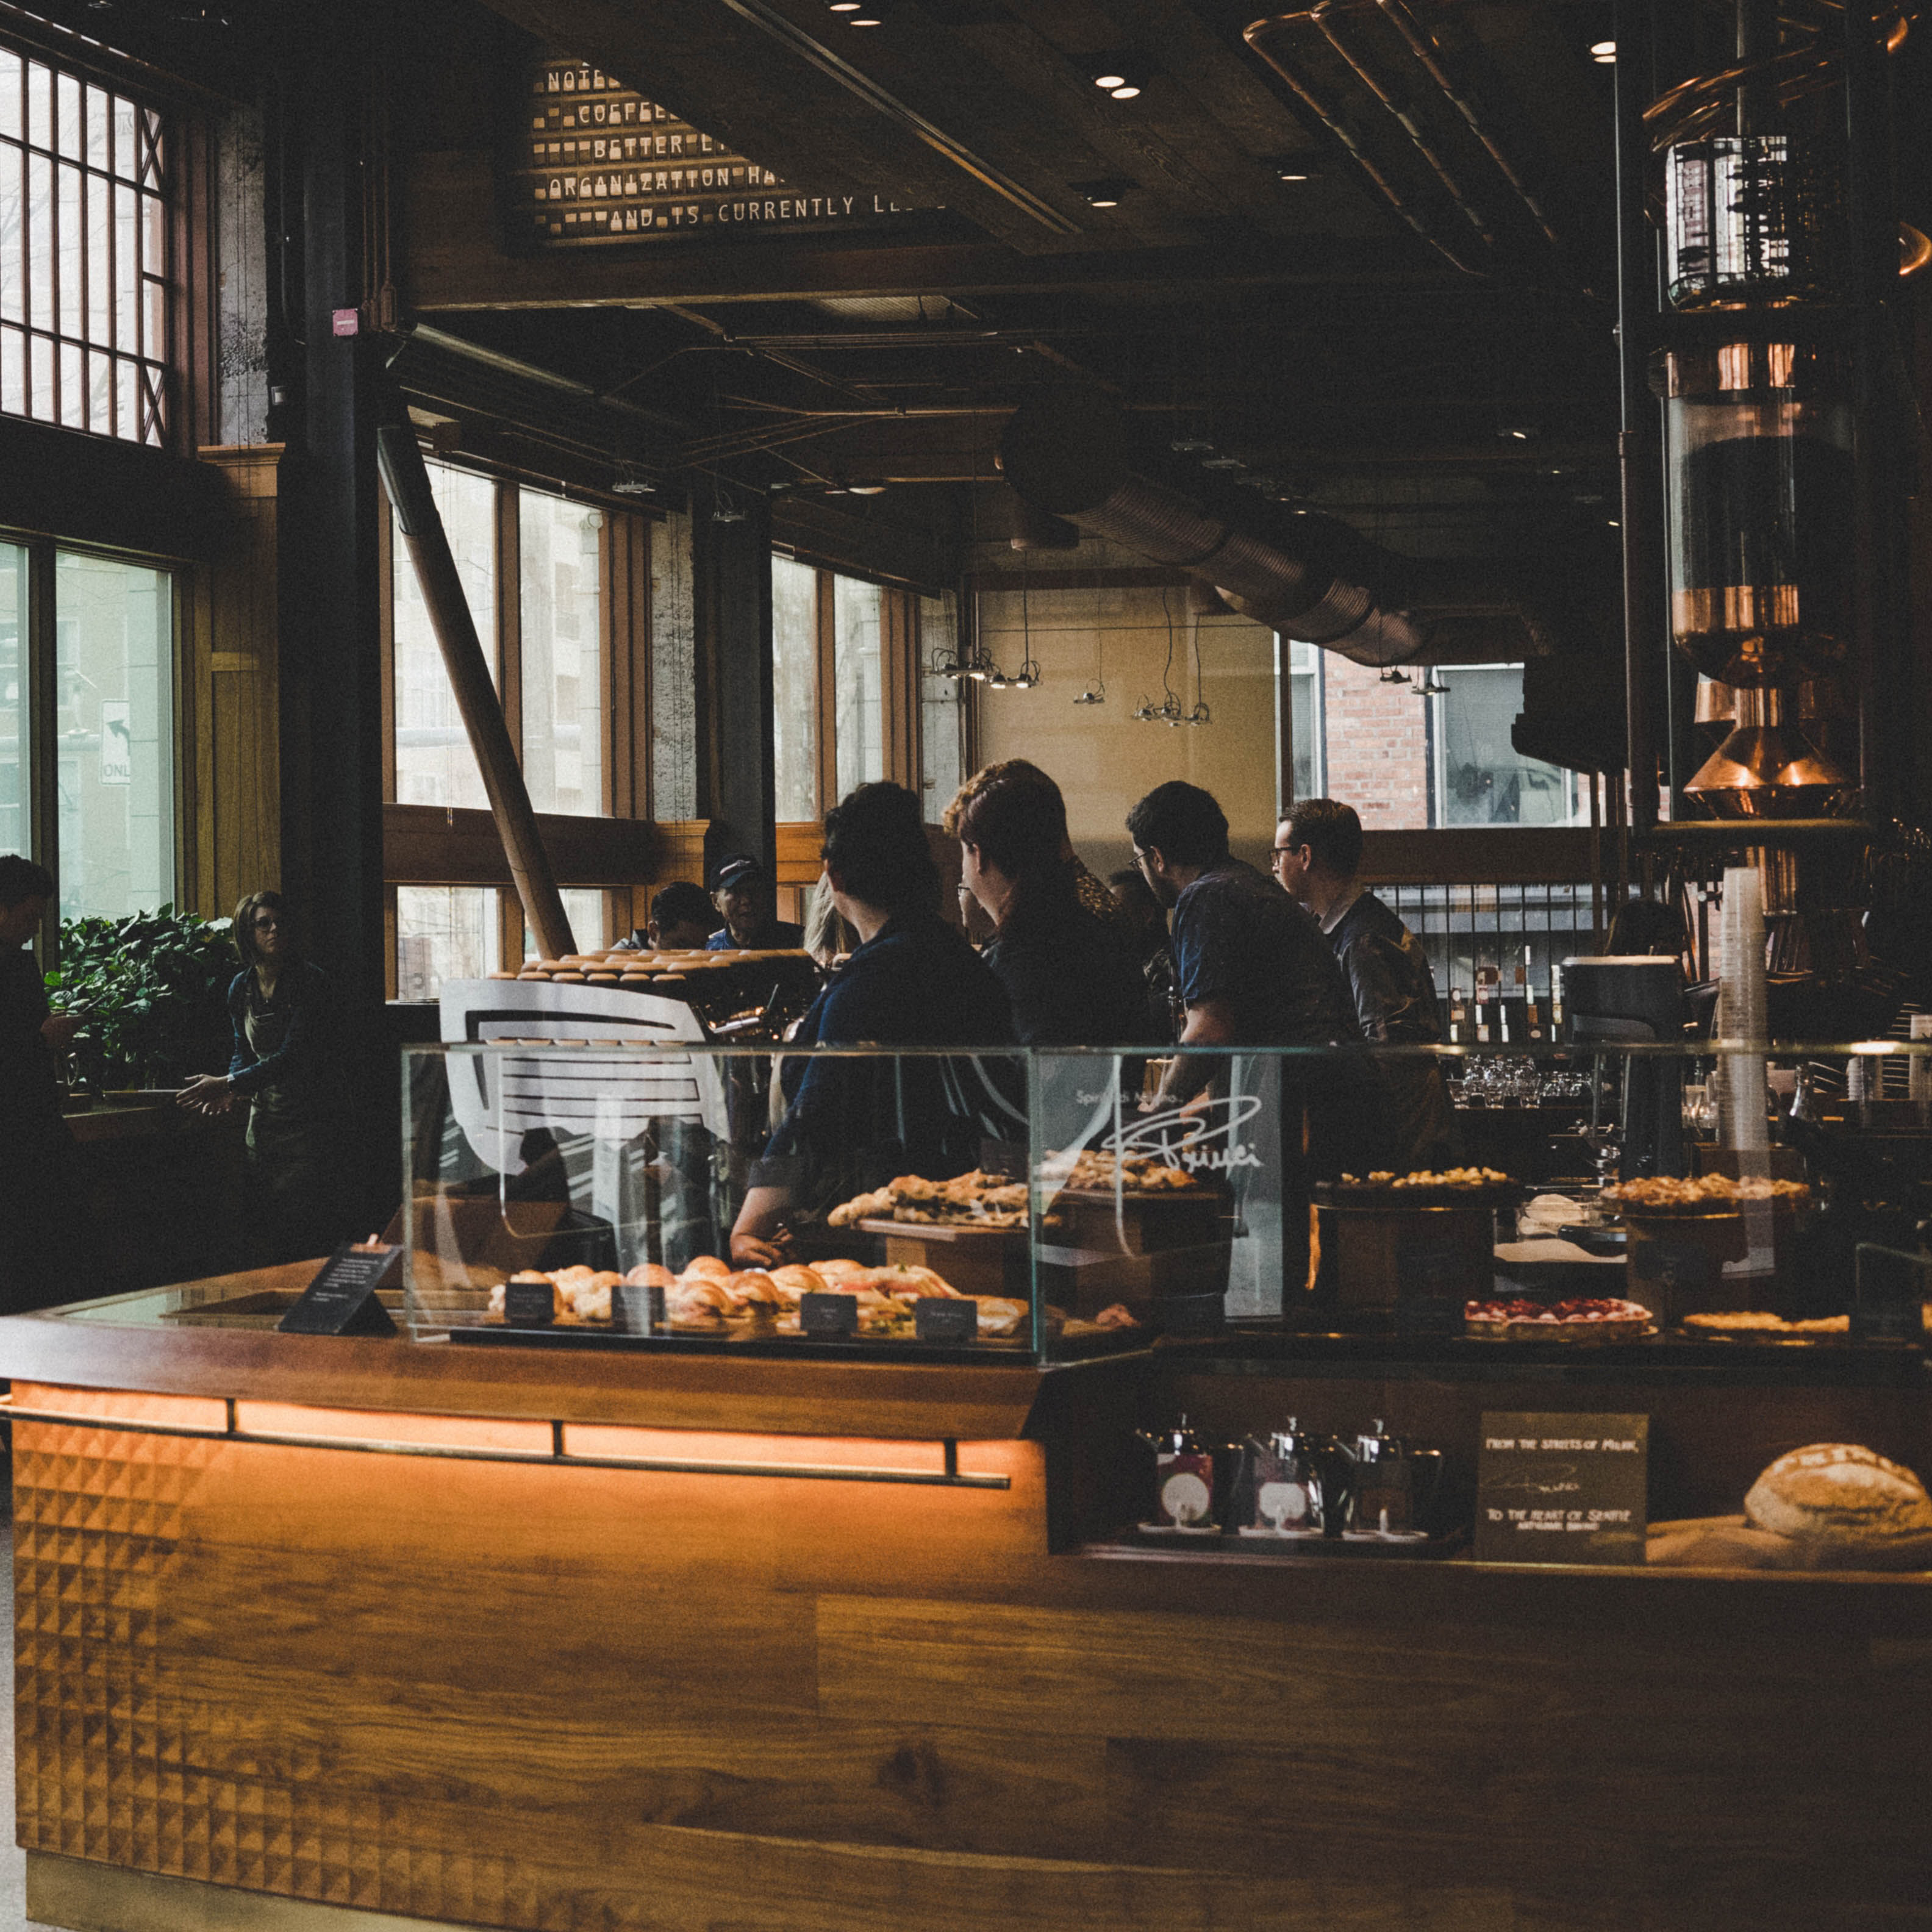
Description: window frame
xmin=379 ymin=448 xmax=654 ymax=996
xmin=3 ymin=524 xmax=186 ymax=961
xmin=1428 ymin=660 xmax=1583 ymax=831
xmin=0 ymin=20 xmax=216 ymax=456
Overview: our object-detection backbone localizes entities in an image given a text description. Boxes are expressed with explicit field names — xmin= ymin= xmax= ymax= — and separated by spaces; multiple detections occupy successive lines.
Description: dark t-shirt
xmin=983 ymin=896 xmax=1148 ymax=1046
xmin=762 ymin=914 xmax=1015 ymax=1193
xmin=707 ymin=918 xmax=806 ymax=951
xmin=1171 ymin=862 xmax=1358 ymax=1046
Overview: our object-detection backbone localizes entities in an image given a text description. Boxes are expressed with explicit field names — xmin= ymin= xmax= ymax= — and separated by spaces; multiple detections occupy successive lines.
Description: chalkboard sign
xmin=515 ymin=55 xmax=925 ymax=248
xmin=801 ymin=1291 xmax=859 ymax=1339
xmin=1475 ymin=1412 xmax=1648 ymax=1565
xmin=277 ymin=1245 xmax=400 ymax=1336
xmin=914 ymin=1298 xmax=979 ymax=1344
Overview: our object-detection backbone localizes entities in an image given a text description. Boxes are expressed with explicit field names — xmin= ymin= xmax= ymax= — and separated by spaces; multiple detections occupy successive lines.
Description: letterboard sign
xmin=277 ymin=1245 xmax=400 ymax=1336
xmin=518 ymin=55 xmax=925 ymax=247
xmin=1475 ymin=1412 xmax=1648 ymax=1565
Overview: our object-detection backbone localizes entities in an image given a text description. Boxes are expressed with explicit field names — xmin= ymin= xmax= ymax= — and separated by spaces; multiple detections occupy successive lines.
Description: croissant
xmin=624 ymin=1262 xmax=678 ymax=1289
xmin=679 ymin=1254 xmax=732 ymax=1283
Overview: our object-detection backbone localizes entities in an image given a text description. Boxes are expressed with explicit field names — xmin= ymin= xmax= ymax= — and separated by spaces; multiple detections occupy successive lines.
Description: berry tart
xmin=1464 ymin=1295 xmax=1654 ymax=1342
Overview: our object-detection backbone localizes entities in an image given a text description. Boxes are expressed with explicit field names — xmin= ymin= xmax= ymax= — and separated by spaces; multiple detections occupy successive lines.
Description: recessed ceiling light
xmin=1590 ymin=39 xmax=1615 ymax=62
xmin=850 ymin=12 xmax=881 ymax=22
xmin=829 ymin=1 xmax=861 ymax=9
xmin=1278 ymin=170 xmax=1311 ymax=182
xmin=1093 ymin=71 xmax=1126 ymax=90
xmin=1109 ymin=84 xmax=1140 ymax=99
xmin=1076 ymin=177 xmax=1133 ymax=208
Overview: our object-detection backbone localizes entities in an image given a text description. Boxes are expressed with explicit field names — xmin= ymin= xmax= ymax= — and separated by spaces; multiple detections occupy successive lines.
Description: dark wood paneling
xmin=1358 ymin=825 xmax=1599 ymax=886
xmin=12 ymin=1373 xmax=1932 ymax=1932
xmin=382 ymin=800 xmax=659 ymax=884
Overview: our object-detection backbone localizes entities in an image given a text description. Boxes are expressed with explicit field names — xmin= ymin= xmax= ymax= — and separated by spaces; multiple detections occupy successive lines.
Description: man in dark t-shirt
xmin=1127 ymin=785 xmax=1373 ymax=1309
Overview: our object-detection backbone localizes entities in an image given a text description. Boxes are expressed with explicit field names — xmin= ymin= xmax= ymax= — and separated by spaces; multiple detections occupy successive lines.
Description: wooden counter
xmin=5 ymin=1272 xmax=1931 ymax=1932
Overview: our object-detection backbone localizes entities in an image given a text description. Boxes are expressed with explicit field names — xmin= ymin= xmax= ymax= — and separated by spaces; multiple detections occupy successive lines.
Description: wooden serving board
xmin=856 ymin=1218 xmax=1030 ymax=1298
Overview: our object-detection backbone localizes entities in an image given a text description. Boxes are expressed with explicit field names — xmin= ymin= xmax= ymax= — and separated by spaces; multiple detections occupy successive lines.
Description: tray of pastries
xmin=485 ymin=1255 xmax=1048 ymax=1340
xmin=1464 ymin=1295 xmax=1655 ymax=1342
xmin=1319 ymin=1166 xmax=1517 ymax=1209
xmin=1603 ymin=1174 xmax=1811 ymax=1215
xmin=831 ymin=1169 xmax=1032 ymax=1231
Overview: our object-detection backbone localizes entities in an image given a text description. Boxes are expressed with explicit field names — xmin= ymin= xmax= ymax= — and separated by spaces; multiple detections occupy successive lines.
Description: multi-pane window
xmin=0 ymin=49 xmax=170 ymax=445
xmin=0 ymin=537 xmax=175 ymax=919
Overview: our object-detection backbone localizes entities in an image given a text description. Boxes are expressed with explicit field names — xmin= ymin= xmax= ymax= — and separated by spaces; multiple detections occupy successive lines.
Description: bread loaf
xmin=1744 ymin=1444 xmax=1932 ymax=1569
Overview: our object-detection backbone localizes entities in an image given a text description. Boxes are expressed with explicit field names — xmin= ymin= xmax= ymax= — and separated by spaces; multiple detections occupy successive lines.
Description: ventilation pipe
xmin=997 ymin=394 xmax=1554 ymax=668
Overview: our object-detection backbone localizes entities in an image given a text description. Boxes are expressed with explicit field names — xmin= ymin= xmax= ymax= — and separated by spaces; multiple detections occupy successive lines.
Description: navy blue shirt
xmin=761 ymin=914 xmax=1015 ymax=1194
xmin=1171 ymin=862 xmax=1358 ymax=1046
xmin=983 ymin=897 xmax=1150 ymax=1047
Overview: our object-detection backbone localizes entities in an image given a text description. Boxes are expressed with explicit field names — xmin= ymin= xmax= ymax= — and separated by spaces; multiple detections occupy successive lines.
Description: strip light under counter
xmin=1 ymin=1386 xmax=1014 ymax=1489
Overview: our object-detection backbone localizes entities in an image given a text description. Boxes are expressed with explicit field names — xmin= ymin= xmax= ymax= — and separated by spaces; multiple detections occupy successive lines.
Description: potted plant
xmin=46 ymin=907 xmax=237 ymax=1096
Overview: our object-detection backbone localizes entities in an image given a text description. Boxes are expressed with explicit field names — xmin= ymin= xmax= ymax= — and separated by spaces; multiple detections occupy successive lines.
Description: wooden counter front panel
xmin=15 ymin=1409 xmax=1932 ymax=1931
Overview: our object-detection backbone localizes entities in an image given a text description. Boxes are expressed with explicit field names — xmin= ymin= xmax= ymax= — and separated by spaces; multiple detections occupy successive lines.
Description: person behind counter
xmin=731 ymin=782 xmax=1013 ymax=1266
xmin=1275 ymin=798 xmax=1454 ymax=1170
xmin=1109 ymin=865 xmax=1179 ymax=1045
xmin=1128 ymin=781 xmax=1372 ymax=1164
xmin=0 ymin=855 xmax=80 ymax=1302
xmin=176 ymin=891 xmax=352 ymax=1265
xmin=957 ymin=768 xmax=1147 ymax=1046
xmin=707 ymin=853 xmax=804 ymax=952
xmin=614 ymin=881 xmax=715 ymax=953
xmin=943 ymin=758 xmax=1129 ymax=937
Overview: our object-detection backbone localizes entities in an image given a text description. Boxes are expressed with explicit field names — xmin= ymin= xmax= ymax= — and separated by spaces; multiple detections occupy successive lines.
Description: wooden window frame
xmin=379 ymin=449 xmax=656 ymax=992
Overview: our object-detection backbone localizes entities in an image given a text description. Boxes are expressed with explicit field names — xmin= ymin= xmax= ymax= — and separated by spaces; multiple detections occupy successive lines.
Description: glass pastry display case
xmin=400 ymin=1037 xmax=1932 ymax=1365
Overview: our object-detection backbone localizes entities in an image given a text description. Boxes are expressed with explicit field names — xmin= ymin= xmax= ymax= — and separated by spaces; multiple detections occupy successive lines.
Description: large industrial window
xmin=918 ymin=590 xmax=962 ymax=824
xmin=385 ymin=456 xmax=653 ymax=998
xmin=0 ymin=535 xmax=176 ymax=921
xmin=0 ymin=46 xmax=170 ymax=445
xmin=1432 ymin=664 xmax=1583 ymax=828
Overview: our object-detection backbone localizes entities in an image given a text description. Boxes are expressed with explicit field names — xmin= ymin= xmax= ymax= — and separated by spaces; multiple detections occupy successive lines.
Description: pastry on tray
xmin=1464 ymin=1295 xmax=1653 ymax=1342
xmin=1681 ymin=1311 xmax=1851 ymax=1336
xmin=1603 ymin=1174 xmax=1811 ymax=1214
xmin=828 ymin=1168 xmax=1031 ymax=1229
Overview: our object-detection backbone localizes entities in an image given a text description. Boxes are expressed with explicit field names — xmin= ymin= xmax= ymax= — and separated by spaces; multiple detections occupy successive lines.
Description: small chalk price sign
xmin=801 ymin=1292 xmax=859 ymax=1339
xmin=914 ymin=1298 xmax=979 ymax=1344
xmin=277 ymin=1244 xmax=399 ymax=1336
xmin=1475 ymin=1412 xmax=1648 ymax=1565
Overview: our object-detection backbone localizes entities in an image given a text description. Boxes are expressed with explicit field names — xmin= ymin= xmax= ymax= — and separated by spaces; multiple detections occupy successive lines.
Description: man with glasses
xmin=1275 ymin=798 xmax=1453 ymax=1169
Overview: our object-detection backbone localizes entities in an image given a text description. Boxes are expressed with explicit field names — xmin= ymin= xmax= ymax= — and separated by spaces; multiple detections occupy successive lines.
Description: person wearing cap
xmin=706 ymin=854 xmax=804 ymax=952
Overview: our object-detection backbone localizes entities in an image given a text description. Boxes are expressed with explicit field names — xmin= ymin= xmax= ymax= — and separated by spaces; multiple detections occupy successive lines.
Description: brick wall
xmin=1320 ymin=655 xmax=1432 ymax=828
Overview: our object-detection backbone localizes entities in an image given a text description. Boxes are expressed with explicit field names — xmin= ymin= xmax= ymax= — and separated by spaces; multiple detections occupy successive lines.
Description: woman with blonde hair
xmin=178 ymin=890 xmax=351 ymax=1264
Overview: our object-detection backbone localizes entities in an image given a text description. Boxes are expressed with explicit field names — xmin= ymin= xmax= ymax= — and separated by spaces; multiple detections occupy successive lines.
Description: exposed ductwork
xmin=996 ymin=393 xmax=1557 ymax=668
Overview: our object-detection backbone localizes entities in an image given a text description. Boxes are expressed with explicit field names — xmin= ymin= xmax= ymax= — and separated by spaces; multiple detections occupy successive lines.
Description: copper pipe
xmin=376 ymin=422 xmax=576 ymax=963
xmin=1306 ymin=10 xmax=1498 ymax=250
xmin=1242 ymin=17 xmax=1484 ymax=276
xmin=1373 ymin=0 xmax=1567 ymax=254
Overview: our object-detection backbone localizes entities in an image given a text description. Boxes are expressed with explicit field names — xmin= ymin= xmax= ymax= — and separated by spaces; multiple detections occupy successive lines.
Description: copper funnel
xmin=1684 ymin=709 xmax=1852 ymax=820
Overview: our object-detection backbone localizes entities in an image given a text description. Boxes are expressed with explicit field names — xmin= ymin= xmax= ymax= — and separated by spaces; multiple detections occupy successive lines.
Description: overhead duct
xmin=997 ymin=393 xmax=1555 ymax=668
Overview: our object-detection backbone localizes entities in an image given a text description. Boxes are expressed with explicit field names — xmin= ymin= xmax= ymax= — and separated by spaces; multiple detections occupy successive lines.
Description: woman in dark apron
xmin=178 ymin=891 xmax=351 ymax=1265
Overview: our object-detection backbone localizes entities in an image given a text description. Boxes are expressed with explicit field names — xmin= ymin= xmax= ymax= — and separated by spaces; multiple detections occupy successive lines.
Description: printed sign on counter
xmin=277 ymin=1244 xmax=400 ymax=1336
xmin=1475 ymin=1412 xmax=1648 ymax=1564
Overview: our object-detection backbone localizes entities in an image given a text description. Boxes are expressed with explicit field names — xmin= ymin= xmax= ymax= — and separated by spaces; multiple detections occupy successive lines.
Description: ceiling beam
xmin=406 ymin=151 xmax=1451 ymax=312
